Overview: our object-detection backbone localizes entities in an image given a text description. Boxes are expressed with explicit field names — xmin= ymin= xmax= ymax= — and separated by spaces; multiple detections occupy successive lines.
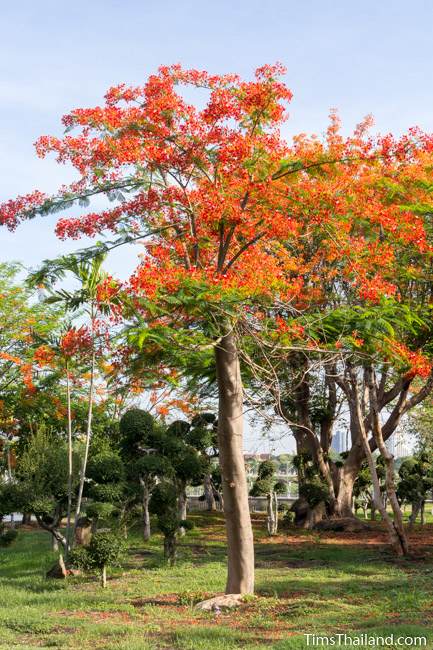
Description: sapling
xmin=79 ymin=532 xmax=125 ymax=588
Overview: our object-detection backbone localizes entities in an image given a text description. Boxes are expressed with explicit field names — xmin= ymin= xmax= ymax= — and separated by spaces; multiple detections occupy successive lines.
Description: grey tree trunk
xmin=164 ymin=534 xmax=177 ymax=565
xmin=366 ymin=367 xmax=409 ymax=556
xmin=266 ymin=492 xmax=278 ymax=535
xmin=178 ymin=485 xmax=187 ymax=537
xmin=204 ymin=474 xmax=217 ymax=511
xmin=335 ymin=461 xmax=359 ymax=517
xmin=274 ymin=492 xmax=279 ymax=534
xmin=266 ymin=494 xmax=274 ymax=535
xmin=349 ymin=368 xmax=406 ymax=556
xmin=73 ymin=346 xmax=96 ymax=542
xmin=65 ymin=362 xmax=73 ymax=560
xmin=409 ymin=500 xmax=422 ymax=529
xmin=140 ymin=478 xmax=151 ymax=541
xmin=215 ymin=331 xmax=254 ymax=594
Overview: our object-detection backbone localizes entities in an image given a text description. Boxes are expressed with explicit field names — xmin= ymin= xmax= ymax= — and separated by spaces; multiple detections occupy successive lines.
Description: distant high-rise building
xmin=387 ymin=429 xmax=412 ymax=458
xmin=331 ymin=429 xmax=349 ymax=454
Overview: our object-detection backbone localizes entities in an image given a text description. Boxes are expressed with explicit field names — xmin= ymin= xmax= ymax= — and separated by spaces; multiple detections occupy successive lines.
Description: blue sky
xmin=1 ymin=0 xmax=431 ymax=451
xmin=2 ymin=0 xmax=433 ymax=276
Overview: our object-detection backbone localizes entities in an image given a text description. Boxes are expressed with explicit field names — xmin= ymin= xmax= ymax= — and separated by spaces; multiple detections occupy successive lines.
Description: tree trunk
xmin=335 ymin=461 xmax=358 ymax=517
xmin=36 ymin=514 xmax=68 ymax=552
xmin=421 ymin=500 xmax=425 ymax=525
xmin=140 ymin=479 xmax=151 ymax=541
xmin=349 ymin=367 xmax=407 ymax=556
xmin=65 ymin=362 xmax=73 ymax=560
xmin=204 ymin=474 xmax=216 ymax=511
xmin=366 ymin=367 xmax=409 ymax=556
xmin=51 ymin=534 xmax=59 ymax=552
xmin=21 ymin=513 xmax=31 ymax=525
xmin=101 ymin=565 xmax=107 ymax=588
xmin=73 ymin=345 xmax=96 ymax=543
xmin=164 ymin=534 xmax=177 ymax=565
xmin=266 ymin=493 xmax=274 ymax=536
xmin=215 ymin=331 xmax=254 ymax=595
xmin=409 ymin=500 xmax=422 ymax=529
xmin=178 ymin=484 xmax=187 ymax=537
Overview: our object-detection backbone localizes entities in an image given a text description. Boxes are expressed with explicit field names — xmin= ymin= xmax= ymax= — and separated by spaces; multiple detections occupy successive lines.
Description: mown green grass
xmin=1 ymin=514 xmax=432 ymax=649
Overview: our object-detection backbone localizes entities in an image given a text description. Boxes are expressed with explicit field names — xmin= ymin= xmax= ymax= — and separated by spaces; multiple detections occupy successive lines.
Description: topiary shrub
xmin=299 ymin=479 xmax=330 ymax=508
xmin=165 ymin=420 xmax=191 ymax=438
xmin=87 ymin=451 xmax=124 ymax=484
xmin=85 ymin=502 xmax=116 ymax=531
xmin=67 ymin=544 xmax=93 ymax=571
xmin=149 ymin=482 xmax=182 ymax=565
xmin=69 ymin=532 xmax=125 ymax=587
xmin=119 ymin=409 xmax=155 ymax=457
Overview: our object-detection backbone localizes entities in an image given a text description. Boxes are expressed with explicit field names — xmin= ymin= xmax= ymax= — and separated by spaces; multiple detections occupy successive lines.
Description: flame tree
xmin=2 ymin=65 xmax=433 ymax=591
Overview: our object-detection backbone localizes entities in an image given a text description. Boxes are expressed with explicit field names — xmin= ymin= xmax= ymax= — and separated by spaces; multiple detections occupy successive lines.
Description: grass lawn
xmin=1 ymin=513 xmax=433 ymax=649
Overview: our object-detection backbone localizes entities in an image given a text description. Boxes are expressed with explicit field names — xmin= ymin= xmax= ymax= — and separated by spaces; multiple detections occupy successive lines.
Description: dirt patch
xmin=54 ymin=609 xmax=133 ymax=623
xmin=130 ymin=594 xmax=180 ymax=608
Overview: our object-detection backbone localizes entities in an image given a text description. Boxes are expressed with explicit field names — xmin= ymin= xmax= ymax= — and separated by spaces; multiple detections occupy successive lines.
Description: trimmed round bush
xmin=119 ymin=409 xmax=155 ymax=456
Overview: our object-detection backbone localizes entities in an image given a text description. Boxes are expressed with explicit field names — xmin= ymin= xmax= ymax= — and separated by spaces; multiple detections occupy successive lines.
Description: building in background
xmin=386 ymin=429 xmax=413 ymax=459
xmin=331 ymin=429 xmax=350 ymax=454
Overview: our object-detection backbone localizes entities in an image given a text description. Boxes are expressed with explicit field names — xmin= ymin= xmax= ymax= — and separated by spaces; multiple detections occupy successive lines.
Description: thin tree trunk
xmin=274 ymin=492 xmax=279 ymax=534
xmin=266 ymin=493 xmax=273 ymax=535
xmin=409 ymin=500 xmax=422 ymax=529
xmin=366 ymin=367 xmax=409 ymax=555
xmin=349 ymin=367 xmax=405 ymax=555
xmin=140 ymin=478 xmax=151 ymax=541
xmin=215 ymin=331 xmax=254 ymax=594
xmin=65 ymin=361 xmax=73 ymax=559
xmin=177 ymin=483 xmax=187 ymax=537
xmin=266 ymin=492 xmax=278 ymax=535
xmin=6 ymin=442 xmax=15 ymax=530
xmin=204 ymin=474 xmax=216 ymax=511
xmin=35 ymin=514 xmax=68 ymax=551
xmin=164 ymin=534 xmax=177 ymax=565
xmin=101 ymin=565 xmax=107 ymax=588
xmin=73 ymin=345 xmax=96 ymax=543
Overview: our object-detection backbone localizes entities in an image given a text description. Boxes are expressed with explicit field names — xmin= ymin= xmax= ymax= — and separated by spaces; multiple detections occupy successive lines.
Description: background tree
xmin=85 ymin=446 xmax=126 ymax=534
xmin=11 ymin=429 xmax=80 ymax=551
xmin=398 ymin=452 xmax=433 ymax=527
xmin=70 ymin=531 xmax=124 ymax=588
xmin=148 ymin=481 xmax=193 ymax=565
xmin=119 ymin=408 xmax=160 ymax=541
xmin=187 ymin=413 xmax=219 ymax=512
xmin=250 ymin=459 xmax=286 ymax=535
xmin=29 ymin=253 xmax=111 ymax=536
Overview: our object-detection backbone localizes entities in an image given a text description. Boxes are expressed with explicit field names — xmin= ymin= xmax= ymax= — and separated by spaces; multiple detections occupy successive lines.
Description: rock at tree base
xmin=196 ymin=594 xmax=244 ymax=611
xmin=75 ymin=517 xmax=93 ymax=546
xmin=314 ymin=517 xmax=370 ymax=532
xmin=46 ymin=555 xmax=68 ymax=579
xmin=46 ymin=555 xmax=82 ymax=579
xmin=292 ymin=497 xmax=326 ymax=528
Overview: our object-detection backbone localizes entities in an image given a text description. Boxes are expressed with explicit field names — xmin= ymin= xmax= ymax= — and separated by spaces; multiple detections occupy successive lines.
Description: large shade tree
xmin=2 ymin=65 xmax=433 ymax=591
